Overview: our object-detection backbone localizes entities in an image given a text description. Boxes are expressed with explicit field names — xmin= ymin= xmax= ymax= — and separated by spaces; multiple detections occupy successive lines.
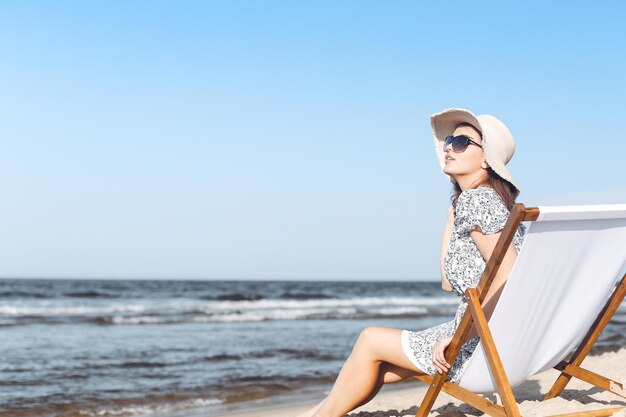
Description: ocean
xmin=1 ymin=278 xmax=624 ymax=417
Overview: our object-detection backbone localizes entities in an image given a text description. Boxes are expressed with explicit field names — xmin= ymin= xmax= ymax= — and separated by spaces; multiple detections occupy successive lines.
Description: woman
xmin=295 ymin=108 xmax=527 ymax=417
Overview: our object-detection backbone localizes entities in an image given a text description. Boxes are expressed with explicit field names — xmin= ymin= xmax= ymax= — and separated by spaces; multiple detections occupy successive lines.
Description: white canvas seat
xmin=413 ymin=203 xmax=626 ymax=417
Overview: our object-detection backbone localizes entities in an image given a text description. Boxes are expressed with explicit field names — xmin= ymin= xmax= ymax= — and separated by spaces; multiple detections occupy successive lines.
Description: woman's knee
xmin=355 ymin=326 xmax=384 ymax=351
xmin=355 ymin=327 xmax=410 ymax=363
xmin=357 ymin=326 xmax=377 ymax=342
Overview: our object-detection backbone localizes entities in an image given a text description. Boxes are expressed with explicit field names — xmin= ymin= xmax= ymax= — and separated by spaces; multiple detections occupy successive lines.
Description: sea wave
xmin=211 ymin=296 xmax=458 ymax=310
xmin=92 ymin=305 xmax=434 ymax=325
xmin=75 ymin=397 xmax=223 ymax=417
xmin=0 ymin=296 xmax=459 ymax=326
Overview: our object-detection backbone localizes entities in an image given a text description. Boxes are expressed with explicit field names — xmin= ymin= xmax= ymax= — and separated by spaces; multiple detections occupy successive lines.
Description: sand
xmin=213 ymin=348 xmax=626 ymax=417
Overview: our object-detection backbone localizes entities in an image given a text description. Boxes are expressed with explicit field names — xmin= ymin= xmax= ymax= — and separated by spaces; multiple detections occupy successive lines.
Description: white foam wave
xmin=208 ymin=305 xmax=431 ymax=323
xmin=0 ymin=304 xmax=149 ymax=315
xmin=78 ymin=397 xmax=223 ymax=416
xmin=0 ymin=293 xmax=459 ymax=328
xmin=211 ymin=296 xmax=457 ymax=311
xmin=108 ymin=304 xmax=433 ymax=324
xmin=0 ymin=300 xmax=197 ymax=316
xmin=371 ymin=306 xmax=429 ymax=315
xmin=0 ymin=296 xmax=457 ymax=318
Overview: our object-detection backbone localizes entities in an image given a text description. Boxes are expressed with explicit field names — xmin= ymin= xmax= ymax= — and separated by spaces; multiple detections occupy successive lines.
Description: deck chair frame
xmin=411 ymin=203 xmax=626 ymax=417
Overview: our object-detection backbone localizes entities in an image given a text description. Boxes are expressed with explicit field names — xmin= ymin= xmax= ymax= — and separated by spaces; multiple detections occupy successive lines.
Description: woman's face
xmin=442 ymin=124 xmax=488 ymax=184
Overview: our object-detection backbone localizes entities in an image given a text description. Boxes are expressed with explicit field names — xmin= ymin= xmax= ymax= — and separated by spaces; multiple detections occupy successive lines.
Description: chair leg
xmin=414 ymin=372 xmax=446 ymax=417
xmin=414 ymin=375 xmax=508 ymax=417
xmin=466 ymin=289 xmax=522 ymax=417
xmin=551 ymin=361 xmax=626 ymax=399
xmin=545 ymin=371 xmax=574 ymax=401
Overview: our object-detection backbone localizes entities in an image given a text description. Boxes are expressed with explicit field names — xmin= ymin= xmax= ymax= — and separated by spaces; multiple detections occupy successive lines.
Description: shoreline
xmin=210 ymin=348 xmax=626 ymax=417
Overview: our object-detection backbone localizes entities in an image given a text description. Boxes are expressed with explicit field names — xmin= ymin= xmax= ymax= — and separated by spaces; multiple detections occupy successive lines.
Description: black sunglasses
xmin=443 ymin=135 xmax=483 ymax=153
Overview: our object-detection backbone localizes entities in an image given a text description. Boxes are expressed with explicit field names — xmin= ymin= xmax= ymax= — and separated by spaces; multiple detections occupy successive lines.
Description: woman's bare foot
xmin=293 ymin=397 xmax=326 ymax=417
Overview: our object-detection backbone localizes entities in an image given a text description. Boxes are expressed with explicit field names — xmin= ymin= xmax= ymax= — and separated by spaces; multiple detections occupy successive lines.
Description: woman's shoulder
xmin=455 ymin=185 xmax=510 ymax=235
xmin=457 ymin=185 xmax=503 ymax=208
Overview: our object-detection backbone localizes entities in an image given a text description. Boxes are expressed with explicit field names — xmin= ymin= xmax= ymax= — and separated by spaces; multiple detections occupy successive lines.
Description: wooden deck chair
xmin=411 ymin=203 xmax=626 ymax=417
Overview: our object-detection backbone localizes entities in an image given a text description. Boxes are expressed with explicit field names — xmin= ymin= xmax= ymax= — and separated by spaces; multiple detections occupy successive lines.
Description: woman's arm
xmin=440 ymin=205 xmax=455 ymax=292
xmin=463 ymin=229 xmax=518 ymax=341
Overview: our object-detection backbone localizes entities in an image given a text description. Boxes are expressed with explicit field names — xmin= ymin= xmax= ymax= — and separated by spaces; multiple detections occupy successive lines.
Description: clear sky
xmin=1 ymin=1 xmax=625 ymax=280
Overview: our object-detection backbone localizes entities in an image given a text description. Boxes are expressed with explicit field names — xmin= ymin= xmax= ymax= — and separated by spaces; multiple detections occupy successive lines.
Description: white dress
xmin=400 ymin=185 xmax=527 ymax=382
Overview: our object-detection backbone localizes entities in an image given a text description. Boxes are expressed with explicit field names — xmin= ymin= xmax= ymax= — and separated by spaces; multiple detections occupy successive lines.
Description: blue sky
xmin=1 ymin=1 xmax=625 ymax=280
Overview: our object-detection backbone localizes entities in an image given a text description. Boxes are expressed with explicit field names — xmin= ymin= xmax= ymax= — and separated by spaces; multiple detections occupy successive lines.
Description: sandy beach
xmin=214 ymin=348 xmax=626 ymax=417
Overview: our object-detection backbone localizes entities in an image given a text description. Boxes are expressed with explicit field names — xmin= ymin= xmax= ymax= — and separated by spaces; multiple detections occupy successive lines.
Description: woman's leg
xmin=310 ymin=326 xmax=426 ymax=417
xmin=352 ymin=361 xmax=424 ymax=408
xmin=294 ymin=361 xmax=419 ymax=417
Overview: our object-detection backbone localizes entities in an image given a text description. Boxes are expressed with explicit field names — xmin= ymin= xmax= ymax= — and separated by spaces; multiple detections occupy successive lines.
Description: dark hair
xmin=449 ymin=122 xmax=520 ymax=212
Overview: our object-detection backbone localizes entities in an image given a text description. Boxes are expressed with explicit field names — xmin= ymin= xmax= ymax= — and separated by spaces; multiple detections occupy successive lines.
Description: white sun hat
xmin=430 ymin=107 xmax=519 ymax=193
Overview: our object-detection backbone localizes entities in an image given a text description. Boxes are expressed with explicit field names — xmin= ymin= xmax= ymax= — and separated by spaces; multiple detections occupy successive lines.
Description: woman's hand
xmin=432 ymin=336 xmax=453 ymax=373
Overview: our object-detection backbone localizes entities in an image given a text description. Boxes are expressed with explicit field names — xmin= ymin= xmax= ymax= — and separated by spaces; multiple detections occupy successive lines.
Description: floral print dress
xmin=400 ymin=185 xmax=527 ymax=382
